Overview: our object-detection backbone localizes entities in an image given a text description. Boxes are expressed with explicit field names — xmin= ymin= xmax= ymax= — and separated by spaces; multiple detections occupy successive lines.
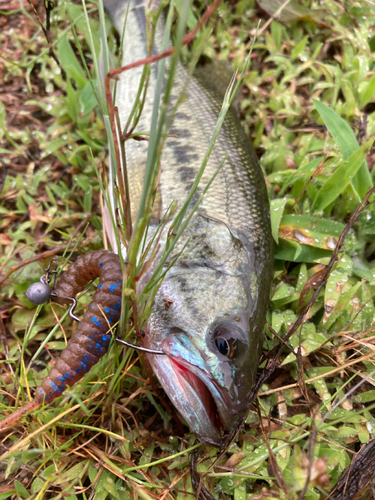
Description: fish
xmin=104 ymin=0 xmax=273 ymax=446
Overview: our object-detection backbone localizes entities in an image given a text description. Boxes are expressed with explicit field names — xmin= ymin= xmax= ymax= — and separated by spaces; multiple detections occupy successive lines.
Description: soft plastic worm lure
xmin=0 ymin=250 xmax=123 ymax=430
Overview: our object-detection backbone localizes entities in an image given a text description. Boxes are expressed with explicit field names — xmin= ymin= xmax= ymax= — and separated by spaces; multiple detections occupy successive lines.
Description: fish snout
xmin=148 ymin=330 xmax=249 ymax=446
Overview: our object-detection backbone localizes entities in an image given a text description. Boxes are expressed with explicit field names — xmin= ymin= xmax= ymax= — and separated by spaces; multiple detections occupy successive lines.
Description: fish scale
xmin=106 ymin=0 xmax=273 ymax=447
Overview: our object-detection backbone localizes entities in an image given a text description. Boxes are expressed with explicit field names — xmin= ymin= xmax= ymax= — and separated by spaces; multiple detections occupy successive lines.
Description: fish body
xmin=105 ymin=0 xmax=273 ymax=446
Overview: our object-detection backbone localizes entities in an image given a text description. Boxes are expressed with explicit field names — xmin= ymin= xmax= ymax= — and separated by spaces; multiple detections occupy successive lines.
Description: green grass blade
xmin=313 ymin=98 xmax=373 ymax=199
xmin=312 ymin=137 xmax=375 ymax=212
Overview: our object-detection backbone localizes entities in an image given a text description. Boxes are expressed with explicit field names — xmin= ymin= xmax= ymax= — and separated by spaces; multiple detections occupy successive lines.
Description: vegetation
xmin=1 ymin=0 xmax=375 ymax=498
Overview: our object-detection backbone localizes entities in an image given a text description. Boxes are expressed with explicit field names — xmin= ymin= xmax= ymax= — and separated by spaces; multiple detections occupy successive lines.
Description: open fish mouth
xmin=169 ymin=357 xmax=225 ymax=437
xmin=147 ymin=341 xmax=244 ymax=447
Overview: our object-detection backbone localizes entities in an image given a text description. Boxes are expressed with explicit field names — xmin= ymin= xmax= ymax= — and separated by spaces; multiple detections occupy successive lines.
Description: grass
xmin=1 ymin=0 xmax=375 ymax=498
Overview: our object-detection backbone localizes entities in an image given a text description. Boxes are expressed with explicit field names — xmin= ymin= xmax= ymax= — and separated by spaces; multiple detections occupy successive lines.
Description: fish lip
xmin=167 ymin=354 xmax=236 ymax=443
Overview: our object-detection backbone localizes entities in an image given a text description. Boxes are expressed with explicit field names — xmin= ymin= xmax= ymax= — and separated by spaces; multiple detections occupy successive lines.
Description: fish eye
xmin=215 ymin=336 xmax=235 ymax=358
xmin=210 ymin=322 xmax=248 ymax=359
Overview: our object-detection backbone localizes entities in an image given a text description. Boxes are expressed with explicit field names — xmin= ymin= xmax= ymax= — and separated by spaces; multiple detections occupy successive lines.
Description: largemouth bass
xmin=104 ymin=0 xmax=273 ymax=447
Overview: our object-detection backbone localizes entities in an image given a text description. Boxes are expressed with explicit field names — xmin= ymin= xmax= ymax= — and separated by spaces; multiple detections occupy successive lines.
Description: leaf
xmin=291 ymin=36 xmax=308 ymax=62
xmin=323 ymin=256 xmax=352 ymax=324
xmin=355 ymin=423 xmax=369 ymax=443
xmin=79 ymin=82 xmax=98 ymax=116
xmin=335 ymin=426 xmax=358 ymax=438
xmin=53 ymin=461 xmax=87 ymax=485
xmin=275 ymin=240 xmax=332 ymax=263
xmin=64 ymin=78 xmax=78 ymax=122
xmin=66 ymin=3 xmax=100 ymax=55
xmin=313 ymin=99 xmax=373 ymax=199
xmin=234 ymin=487 xmax=247 ymax=500
xmin=14 ymin=481 xmax=30 ymax=499
xmin=312 ymin=137 xmax=375 ymax=212
xmin=0 ymin=492 xmax=16 ymax=500
xmin=279 ymin=157 xmax=324 ymax=196
xmin=309 ymin=377 xmax=331 ymax=408
xmin=175 ymin=0 xmax=197 ymax=30
xmin=31 ymin=478 xmax=45 ymax=495
xmin=353 ymin=390 xmax=375 ymax=403
xmin=270 ymin=198 xmax=288 ymax=244
xmin=352 ymin=256 xmax=373 ymax=281
xmin=360 ymin=73 xmax=375 ymax=109
xmin=257 ymin=0 xmax=322 ymax=23
xmin=326 ymin=408 xmax=368 ymax=424
xmin=271 ymin=282 xmax=295 ymax=302
xmin=324 ymin=282 xmax=362 ymax=331
xmin=361 ymin=284 xmax=375 ymax=330
xmin=279 ymin=214 xmax=347 ymax=250
xmin=58 ymin=34 xmax=88 ymax=89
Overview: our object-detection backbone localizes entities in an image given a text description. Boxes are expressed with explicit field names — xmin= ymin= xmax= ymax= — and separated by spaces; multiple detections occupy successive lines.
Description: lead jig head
xmin=26 ymin=259 xmax=59 ymax=305
xmin=26 ymin=281 xmax=52 ymax=305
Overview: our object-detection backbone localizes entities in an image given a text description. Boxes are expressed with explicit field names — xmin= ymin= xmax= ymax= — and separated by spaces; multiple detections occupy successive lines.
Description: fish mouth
xmin=147 ymin=342 xmax=243 ymax=447
xmin=169 ymin=357 xmax=225 ymax=438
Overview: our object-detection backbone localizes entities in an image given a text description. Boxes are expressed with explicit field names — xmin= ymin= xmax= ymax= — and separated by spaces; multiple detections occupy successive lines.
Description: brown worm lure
xmin=0 ymin=250 xmax=123 ymax=430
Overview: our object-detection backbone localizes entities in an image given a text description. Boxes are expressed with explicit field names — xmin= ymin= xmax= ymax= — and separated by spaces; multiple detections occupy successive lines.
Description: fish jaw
xmin=146 ymin=329 xmax=250 ymax=447
xmin=147 ymin=350 xmax=225 ymax=446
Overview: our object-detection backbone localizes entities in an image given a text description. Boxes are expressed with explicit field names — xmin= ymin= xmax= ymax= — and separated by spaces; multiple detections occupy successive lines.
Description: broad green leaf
xmin=335 ymin=426 xmax=357 ymax=438
xmin=93 ymin=490 xmax=109 ymax=500
xmin=360 ymin=73 xmax=375 ymax=109
xmin=31 ymin=478 xmax=45 ymax=495
xmin=279 ymin=214 xmax=347 ymax=250
xmin=270 ymin=198 xmax=287 ymax=244
xmin=291 ymin=36 xmax=308 ymax=62
xmin=41 ymin=465 xmax=56 ymax=480
xmin=275 ymin=240 xmax=332 ymax=263
xmin=309 ymin=377 xmax=331 ymax=408
xmin=355 ymin=423 xmax=369 ymax=443
xmin=324 ymin=282 xmax=362 ymax=331
xmin=0 ymin=493 xmax=16 ymax=500
xmin=313 ymin=99 xmax=373 ymax=199
xmin=353 ymin=390 xmax=375 ymax=403
xmin=312 ymin=137 xmax=375 ymax=212
xmin=271 ymin=309 xmax=297 ymax=335
xmin=234 ymin=487 xmax=247 ymax=500
xmin=139 ymin=442 xmax=156 ymax=467
xmin=283 ymin=324 xmax=330 ymax=365
xmin=296 ymin=263 xmax=308 ymax=293
xmin=64 ymin=78 xmax=78 ymax=122
xmin=271 ymin=282 xmax=295 ymax=302
xmin=323 ymin=256 xmax=352 ymax=324
xmin=352 ymin=256 xmax=373 ymax=281
xmin=58 ymin=34 xmax=88 ymax=89
xmin=53 ymin=461 xmax=88 ymax=485
xmin=84 ymin=188 xmax=92 ymax=213
xmin=79 ymin=81 xmax=98 ymax=116
xmin=327 ymin=408 xmax=368 ymax=424
xmin=14 ymin=481 xmax=30 ymax=499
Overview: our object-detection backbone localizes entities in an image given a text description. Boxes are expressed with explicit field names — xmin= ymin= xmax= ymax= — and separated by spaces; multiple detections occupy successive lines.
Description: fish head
xmin=144 ymin=216 xmax=266 ymax=447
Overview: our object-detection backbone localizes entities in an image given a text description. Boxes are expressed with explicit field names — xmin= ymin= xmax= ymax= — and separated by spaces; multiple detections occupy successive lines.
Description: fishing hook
xmin=115 ymin=336 xmax=166 ymax=355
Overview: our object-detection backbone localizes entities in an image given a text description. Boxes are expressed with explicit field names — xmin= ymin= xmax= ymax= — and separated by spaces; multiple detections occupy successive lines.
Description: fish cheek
xmin=207 ymin=321 xmax=255 ymax=401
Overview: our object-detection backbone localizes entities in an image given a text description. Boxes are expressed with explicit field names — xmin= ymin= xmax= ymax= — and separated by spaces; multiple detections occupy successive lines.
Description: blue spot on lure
xmin=0 ymin=250 xmax=122 ymax=430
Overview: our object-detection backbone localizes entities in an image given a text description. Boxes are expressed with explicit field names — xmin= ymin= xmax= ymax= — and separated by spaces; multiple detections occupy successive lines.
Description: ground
xmin=1 ymin=1 xmax=375 ymax=499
